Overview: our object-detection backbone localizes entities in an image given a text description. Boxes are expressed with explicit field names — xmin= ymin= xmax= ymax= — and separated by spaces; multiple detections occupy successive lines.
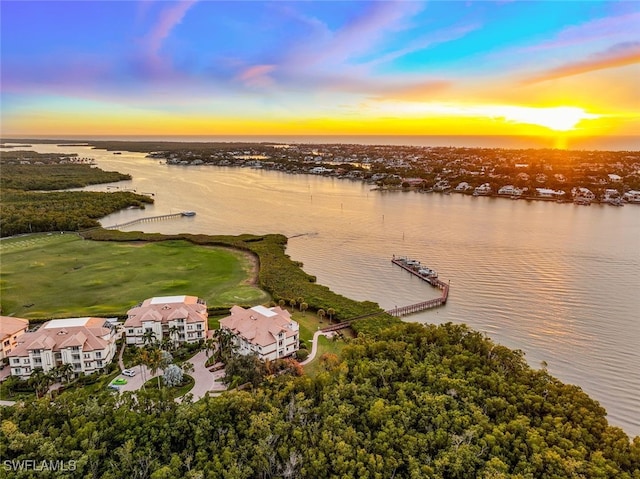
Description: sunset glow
xmin=1 ymin=1 xmax=638 ymax=139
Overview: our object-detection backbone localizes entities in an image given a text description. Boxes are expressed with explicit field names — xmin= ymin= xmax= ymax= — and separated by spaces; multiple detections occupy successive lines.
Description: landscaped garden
xmin=141 ymin=374 xmax=194 ymax=399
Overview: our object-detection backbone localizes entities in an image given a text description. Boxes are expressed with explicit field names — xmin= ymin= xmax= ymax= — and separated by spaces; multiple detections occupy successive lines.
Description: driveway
xmin=177 ymin=350 xmax=227 ymax=402
xmin=111 ymin=351 xmax=227 ymax=400
xmin=114 ymin=364 xmax=160 ymax=393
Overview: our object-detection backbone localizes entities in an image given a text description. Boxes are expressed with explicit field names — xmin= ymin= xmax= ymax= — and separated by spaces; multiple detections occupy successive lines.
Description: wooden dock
xmin=387 ymin=258 xmax=450 ymax=317
xmin=320 ymin=321 xmax=352 ymax=332
xmin=105 ymin=212 xmax=190 ymax=230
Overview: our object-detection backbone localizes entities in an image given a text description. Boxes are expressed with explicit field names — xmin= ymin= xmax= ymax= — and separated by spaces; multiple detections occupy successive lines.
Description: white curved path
xmin=300 ymin=330 xmax=334 ymax=366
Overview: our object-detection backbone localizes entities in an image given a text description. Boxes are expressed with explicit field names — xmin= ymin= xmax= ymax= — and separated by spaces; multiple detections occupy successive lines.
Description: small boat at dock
xmin=181 ymin=211 xmax=196 ymax=217
xmin=393 ymin=256 xmax=438 ymax=279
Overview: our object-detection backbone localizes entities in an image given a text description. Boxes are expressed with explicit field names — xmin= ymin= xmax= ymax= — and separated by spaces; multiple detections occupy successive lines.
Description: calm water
xmin=7 ymin=144 xmax=640 ymax=437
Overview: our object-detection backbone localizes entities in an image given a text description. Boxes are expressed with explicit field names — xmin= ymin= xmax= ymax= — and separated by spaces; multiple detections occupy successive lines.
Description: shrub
xmin=296 ymin=349 xmax=309 ymax=362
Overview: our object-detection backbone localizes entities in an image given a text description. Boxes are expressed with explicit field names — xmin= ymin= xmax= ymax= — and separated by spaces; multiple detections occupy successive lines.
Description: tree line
xmin=0 ymin=161 xmax=152 ymax=237
xmin=1 ymin=322 xmax=638 ymax=478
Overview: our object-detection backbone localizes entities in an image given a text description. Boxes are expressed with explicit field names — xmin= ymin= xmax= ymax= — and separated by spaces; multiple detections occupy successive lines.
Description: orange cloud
xmin=523 ymin=43 xmax=640 ymax=84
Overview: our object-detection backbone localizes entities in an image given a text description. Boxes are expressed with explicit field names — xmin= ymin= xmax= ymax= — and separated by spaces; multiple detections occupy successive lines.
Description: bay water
xmin=7 ymin=143 xmax=639 ymax=437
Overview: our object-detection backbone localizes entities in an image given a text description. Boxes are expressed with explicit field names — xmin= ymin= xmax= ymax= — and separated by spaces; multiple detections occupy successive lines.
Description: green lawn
xmin=0 ymin=234 xmax=269 ymax=319
xmin=290 ymin=310 xmax=335 ymax=343
xmin=303 ymin=335 xmax=350 ymax=377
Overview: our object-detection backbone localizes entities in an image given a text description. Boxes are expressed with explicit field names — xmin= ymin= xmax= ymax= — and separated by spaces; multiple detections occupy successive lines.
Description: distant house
xmin=571 ymin=187 xmax=595 ymax=200
xmin=124 ymin=295 xmax=208 ymax=346
xmin=536 ymin=188 xmax=565 ymax=198
xmin=309 ymin=166 xmax=333 ymax=174
xmin=623 ymin=190 xmax=640 ymax=203
xmin=473 ymin=183 xmax=491 ymax=196
xmin=602 ymin=189 xmax=621 ymax=202
xmin=498 ymin=185 xmax=523 ymax=196
xmin=1 ymin=316 xmax=29 ymax=362
xmin=8 ymin=317 xmax=117 ymax=379
xmin=554 ymin=174 xmax=567 ymax=183
xmin=402 ymin=178 xmax=425 ymax=187
xmin=608 ymin=174 xmax=622 ymax=183
xmin=220 ymin=305 xmax=299 ymax=361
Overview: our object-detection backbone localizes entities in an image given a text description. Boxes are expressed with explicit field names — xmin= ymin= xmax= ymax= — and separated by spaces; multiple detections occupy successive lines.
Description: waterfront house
xmin=0 ymin=316 xmax=29 ymax=363
xmin=220 ymin=305 xmax=299 ymax=361
xmin=623 ymin=190 xmax=640 ymax=203
xmin=498 ymin=185 xmax=523 ymax=196
xmin=473 ymin=183 xmax=492 ymax=196
xmin=602 ymin=189 xmax=621 ymax=202
xmin=124 ymin=295 xmax=208 ymax=346
xmin=402 ymin=178 xmax=426 ymax=187
xmin=454 ymin=182 xmax=471 ymax=192
xmin=8 ymin=317 xmax=117 ymax=379
xmin=536 ymin=188 xmax=566 ymax=199
xmin=571 ymin=187 xmax=595 ymax=201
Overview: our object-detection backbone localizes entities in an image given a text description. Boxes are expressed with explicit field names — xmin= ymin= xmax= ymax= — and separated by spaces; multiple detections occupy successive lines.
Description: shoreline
xmin=3 ymin=140 xmax=639 ymax=208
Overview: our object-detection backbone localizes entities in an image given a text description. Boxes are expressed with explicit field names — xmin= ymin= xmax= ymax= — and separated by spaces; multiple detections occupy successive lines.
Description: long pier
xmin=320 ymin=321 xmax=355 ymax=332
xmin=104 ymin=212 xmax=189 ymax=230
xmin=387 ymin=258 xmax=450 ymax=317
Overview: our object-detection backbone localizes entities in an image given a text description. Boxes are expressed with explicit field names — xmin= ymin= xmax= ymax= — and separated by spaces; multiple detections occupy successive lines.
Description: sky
xmin=1 ymin=0 xmax=639 ymax=138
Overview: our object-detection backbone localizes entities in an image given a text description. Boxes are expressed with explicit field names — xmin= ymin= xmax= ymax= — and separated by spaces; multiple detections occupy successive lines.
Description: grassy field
xmin=0 ymin=233 xmax=269 ymax=319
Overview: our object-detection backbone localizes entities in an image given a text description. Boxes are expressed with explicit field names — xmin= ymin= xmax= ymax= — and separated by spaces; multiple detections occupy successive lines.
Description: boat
xmin=113 ymin=152 xmax=122 ymax=155
xmin=574 ymin=198 xmax=591 ymax=206
xmin=418 ymin=267 xmax=438 ymax=278
xmin=609 ymin=198 xmax=624 ymax=207
xmin=181 ymin=211 xmax=196 ymax=217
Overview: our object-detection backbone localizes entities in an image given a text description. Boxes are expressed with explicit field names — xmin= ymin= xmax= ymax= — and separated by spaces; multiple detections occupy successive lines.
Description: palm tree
xmin=168 ymin=325 xmax=180 ymax=350
xmin=327 ymin=308 xmax=336 ymax=324
xmin=317 ymin=309 xmax=326 ymax=323
xmin=29 ymin=368 xmax=53 ymax=398
xmin=142 ymin=330 xmax=157 ymax=348
xmin=203 ymin=337 xmax=216 ymax=358
xmin=214 ymin=328 xmax=237 ymax=363
xmin=181 ymin=361 xmax=194 ymax=375
xmin=278 ymin=299 xmax=286 ymax=308
xmin=146 ymin=348 xmax=163 ymax=389
xmin=300 ymin=302 xmax=308 ymax=315
xmin=296 ymin=297 xmax=305 ymax=311
xmin=289 ymin=299 xmax=297 ymax=311
xmin=137 ymin=348 xmax=149 ymax=389
xmin=58 ymin=363 xmax=75 ymax=384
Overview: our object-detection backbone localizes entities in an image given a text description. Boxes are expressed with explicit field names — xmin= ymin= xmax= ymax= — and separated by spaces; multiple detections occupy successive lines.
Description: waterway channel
xmin=7 ymin=143 xmax=640 ymax=438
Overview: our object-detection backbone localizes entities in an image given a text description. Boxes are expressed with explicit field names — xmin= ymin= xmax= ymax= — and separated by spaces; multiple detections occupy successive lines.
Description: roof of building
xmin=8 ymin=317 xmax=114 ymax=357
xmin=0 ymin=316 xmax=29 ymax=339
xmin=220 ymin=305 xmax=298 ymax=347
xmin=149 ymin=295 xmax=193 ymax=305
xmin=42 ymin=317 xmax=91 ymax=329
xmin=125 ymin=295 xmax=207 ymax=327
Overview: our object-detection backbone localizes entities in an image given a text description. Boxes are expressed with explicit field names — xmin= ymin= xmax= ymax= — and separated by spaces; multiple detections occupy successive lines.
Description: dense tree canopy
xmin=0 ymin=190 xmax=153 ymax=237
xmin=0 ymin=164 xmax=130 ymax=191
xmin=0 ymin=158 xmax=151 ymax=237
xmin=2 ymin=322 xmax=638 ymax=478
